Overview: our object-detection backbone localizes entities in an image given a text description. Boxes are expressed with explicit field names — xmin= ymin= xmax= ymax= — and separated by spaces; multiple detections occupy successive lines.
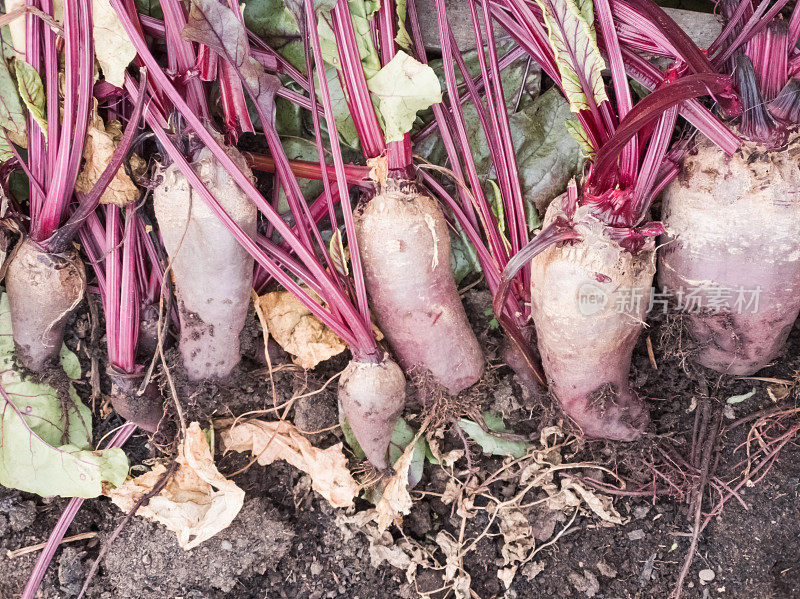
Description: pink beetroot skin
xmin=530 ymin=196 xmax=654 ymax=441
xmin=355 ymin=183 xmax=484 ymax=395
xmin=6 ymin=238 xmax=86 ymax=372
xmin=338 ymin=354 xmax=406 ymax=469
xmin=659 ymin=134 xmax=800 ymax=375
xmin=154 ymin=146 xmax=257 ymax=381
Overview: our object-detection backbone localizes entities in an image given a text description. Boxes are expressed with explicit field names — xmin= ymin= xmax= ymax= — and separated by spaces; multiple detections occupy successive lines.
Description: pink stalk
xmin=746 ymin=20 xmax=789 ymax=103
xmin=159 ymin=0 xmax=209 ymax=121
xmin=375 ymin=0 xmax=413 ymax=175
xmin=244 ymin=152 xmax=369 ymax=185
xmin=595 ymin=0 xmax=637 ymax=183
xmin=124 ymin=75 xmax=373 ymax=353
xmin=24 ymin=0 xmax=45 ymax=220
xmin=111 ymin=2 xmax=379 ymax=354
xmin=31 ymin=0 xmax=93 ymax=244
xmin=21 ymin=423 xmax=137 ymax=599
xmin=330 ymin=1 xmax=386 ymax=158
xmin=216 ymin=0 xmax=254 ymax=139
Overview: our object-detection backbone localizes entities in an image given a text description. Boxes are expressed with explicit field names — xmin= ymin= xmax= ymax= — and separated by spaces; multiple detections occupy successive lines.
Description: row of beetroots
xmin=2 ymin=0 xmax=799 ymax=478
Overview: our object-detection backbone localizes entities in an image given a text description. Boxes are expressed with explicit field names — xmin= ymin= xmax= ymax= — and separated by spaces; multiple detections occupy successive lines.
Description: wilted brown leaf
xmin=220 ymin=418 xmax=359 ymax=508
xmin=257 ymin=288 xmax=346 ymax=369
xmin=108 ymin=422 xmax=244 ymax=550
xmin=75 ymin=112 xmax=143 ymax=207
xmin=92 ymin=0 xmax=136 ymax=87
xmin=376 ymin=438 xmax=416 ymax=531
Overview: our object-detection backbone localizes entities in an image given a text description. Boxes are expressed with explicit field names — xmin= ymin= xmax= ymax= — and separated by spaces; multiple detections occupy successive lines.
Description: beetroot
xmin=659 ymin=134 xmax=800 ymax=375
xmin=355 ymin=183 xmax=484 ymax=395
xmin=530 ymin=197 xmax=653 ymax=440
xmin=154 ymin=145 xmax=257 ymax=380
xmin=5 ymin=239 xmax=86 ymax=371
xmin=338 ymin=354 xmax=407 ymax=469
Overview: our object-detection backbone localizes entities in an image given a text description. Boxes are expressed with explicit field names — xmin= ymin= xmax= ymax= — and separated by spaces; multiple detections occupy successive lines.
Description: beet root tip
xmin=338 ymin=355 xmax=406 ymax=470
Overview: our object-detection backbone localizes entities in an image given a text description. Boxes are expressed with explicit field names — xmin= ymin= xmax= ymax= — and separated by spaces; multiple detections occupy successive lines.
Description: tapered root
xmin=530 ymin=199 xmax=653 ymax=441
xmin=154 ymin=146 xmax=257 ymax=381
xmin=354 ymin=183 xmax=484 ymax=395
xmin=108 ymin=367 xmax=164 ymax=433
xmin=338 ymin=355 xmax=406 ymax=470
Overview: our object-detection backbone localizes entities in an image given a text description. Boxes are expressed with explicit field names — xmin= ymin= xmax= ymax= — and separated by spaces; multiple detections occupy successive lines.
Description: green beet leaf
xmin=0 ymin=293 xmax=129 ymax=498
xmin=367 ymin=51 xmax=441 ymax=142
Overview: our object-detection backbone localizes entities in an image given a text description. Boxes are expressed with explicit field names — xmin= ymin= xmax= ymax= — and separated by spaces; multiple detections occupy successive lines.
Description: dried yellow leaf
xmin=75 ymin=112 xmax=141 ymax=207
xmin=220 ymin=418 xmax=359 ymax=508
xmin=257 ymin=288 xmax=346 ymax=369
xmin=108 ymin=422 xmax=244 ymax=550
xmin=376 ymin=438 xmax=415 ymax=531
xmin=92 ymin=0 xmax=136 ymax=87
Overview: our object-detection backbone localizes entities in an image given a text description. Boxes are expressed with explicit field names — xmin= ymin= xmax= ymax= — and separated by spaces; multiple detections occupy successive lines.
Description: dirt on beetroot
xmin=1 ymin=286 xmax=799 ymax=599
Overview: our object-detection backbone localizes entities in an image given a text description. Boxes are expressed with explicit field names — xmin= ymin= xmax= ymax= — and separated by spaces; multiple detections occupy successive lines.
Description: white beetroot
xmin=154 ymin=145 xmax=257 ymax=380
xmin=338 ymin=354 xmax=406 ymax=470
xmin=659 ymin=133 xmax=800 ymax=375
xmin=354 ymin=183 xmax=484 ymax=395
xmin=529 ymin=197 xmax=653 ymax=441
xmin=6 ymin=238 xmax=86 ymax=372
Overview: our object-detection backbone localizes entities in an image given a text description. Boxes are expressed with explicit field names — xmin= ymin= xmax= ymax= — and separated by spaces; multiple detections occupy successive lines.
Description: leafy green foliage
xmin=394 ymin=0 xmax=412 ymax=51
xmin=14 ymin=59 xmax=46 ymax=138
xmin=450 ymin=224 xmax=481 ymax=285
xmin=458 ymin=412 xmax=529 ymax=458
xmin=243 ymin=0 xmax=362 ymax=148
xmin=0 ymin=294 xmax=129 ymax=498
xmin=317 ymin=0 xmax=381 ymax=78
xmin=535 ymin=0 xmax=608 ymax=113
xmin=245 ymin=0 xmax=438 ymax=145
xmin=341 ymin=414 xmax=429 ymax=487
xmin=0 ymin=54 xmax=26 ymax=147
xmin=0 ymin=135 xmax=13 ymax=163
xmin=388 ymin=418 xmax=427 ymax=487
xmin=243 ymin=0 xmax=306 ymax=70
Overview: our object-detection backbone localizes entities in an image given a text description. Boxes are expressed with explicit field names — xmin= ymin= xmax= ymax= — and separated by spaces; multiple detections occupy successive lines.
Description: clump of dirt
xmin=100 ymin=497 xmax=293 ymax=597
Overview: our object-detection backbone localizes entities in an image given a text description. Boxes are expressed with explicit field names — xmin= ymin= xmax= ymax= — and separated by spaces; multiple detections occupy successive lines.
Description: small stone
xmin=633 ymin=505 xmax=650 ymax=520
xmin=522 ymin=561 xmax=545 ymax=581
xmin=699 ymin=569 xmax=716 ymax=583
xmin=627 ymin=529 xmax=645 ymax=541
xmin=58 ymin=547 xmax=85 ymax=597
xmin=596 ymin=560 xmax=617 ymax=578
xmin=568 ymin=570 xmax=600 ymax=597
xmin=8 ymin=500 xmax=36 ymax=532
xmin=220 ymin=540 xmax=233 ymax=551
xmin=310 ymin=562 xmax=324 ymax=576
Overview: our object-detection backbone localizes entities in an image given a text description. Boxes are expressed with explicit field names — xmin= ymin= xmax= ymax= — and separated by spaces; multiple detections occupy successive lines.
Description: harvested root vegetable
xmin=355 ymin=183 xmax=484 ymax=395
xmin=659 ymin=134 xmax=800 ymax=375
xmin=338 ymin=354 xmax=406 ymax=469
xmin=107 ymin=367 xmax=164 ymax=433
xmin=530 ymin=198 xmax=653 ymax=441
xmin=5 ymin=239 xmax=86 ymax=372
xmin=154 ymin=145 xmax=257 ymax=380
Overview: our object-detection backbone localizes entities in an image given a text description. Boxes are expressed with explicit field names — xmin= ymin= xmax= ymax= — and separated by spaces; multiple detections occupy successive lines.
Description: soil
xmin=1 ymin=286 xmax=800 ymax=599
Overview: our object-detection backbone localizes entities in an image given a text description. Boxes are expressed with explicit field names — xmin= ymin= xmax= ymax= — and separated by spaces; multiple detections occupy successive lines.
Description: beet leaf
xmin=0 ymin=293 xmax=128 ymax=498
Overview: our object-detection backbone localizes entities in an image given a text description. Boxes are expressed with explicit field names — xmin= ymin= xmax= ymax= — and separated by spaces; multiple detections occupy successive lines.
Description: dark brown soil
xmin=1 ymin=288 xmax=799 ymax=599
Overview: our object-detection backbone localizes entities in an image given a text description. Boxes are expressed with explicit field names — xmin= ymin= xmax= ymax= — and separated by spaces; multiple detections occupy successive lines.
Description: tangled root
xmin=657 ymin=312 xmax=700 ymax=375
xmin=414 ymin=368 xmax=489 ymax=432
